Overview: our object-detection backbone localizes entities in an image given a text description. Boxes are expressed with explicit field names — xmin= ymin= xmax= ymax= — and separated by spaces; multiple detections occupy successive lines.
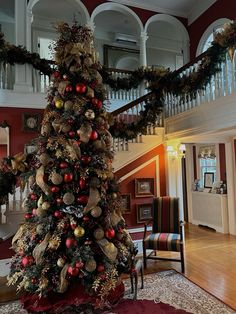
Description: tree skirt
xmin=0 ymin=270 xmax=235 ymax=314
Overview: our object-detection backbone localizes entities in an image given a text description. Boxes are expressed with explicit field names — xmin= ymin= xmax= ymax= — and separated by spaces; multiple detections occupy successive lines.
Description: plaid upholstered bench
xmin=130 ymin=258 xmax=144 ymax=300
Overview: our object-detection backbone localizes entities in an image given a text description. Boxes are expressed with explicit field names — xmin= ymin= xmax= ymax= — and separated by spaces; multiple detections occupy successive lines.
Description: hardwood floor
xmin=1 ymin=223 xmax=236 ymax=310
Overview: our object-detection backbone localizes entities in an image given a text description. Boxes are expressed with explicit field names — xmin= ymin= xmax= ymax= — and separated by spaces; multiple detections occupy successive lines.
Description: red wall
xmin=115 ymin=144 xmax=166 ymax=228
xmin=0 ymin=108 xmax=43 ymax=156
xmin=0 ymin=144 xmax=7 ymax=158
xmin=219 ymin=143 xmax=226 ymax=181
xmin=188 ymin=0 xmax=236 ymax=59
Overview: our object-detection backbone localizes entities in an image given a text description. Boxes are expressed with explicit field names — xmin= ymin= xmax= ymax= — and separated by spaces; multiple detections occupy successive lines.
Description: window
xmin=199 ymin=158 xmax=216 ymax=188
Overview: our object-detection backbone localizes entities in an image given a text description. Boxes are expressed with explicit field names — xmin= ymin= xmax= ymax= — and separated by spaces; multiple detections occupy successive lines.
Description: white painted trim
xmin=91 ymin=2 xmax=143 ymax=33
xmin=196 ymin=18 xmax=231 ymax=56
xmin=128 ymin=226 xmax=152 ymax=233
xmin=118 ymin=155 xmax=160 ymax=197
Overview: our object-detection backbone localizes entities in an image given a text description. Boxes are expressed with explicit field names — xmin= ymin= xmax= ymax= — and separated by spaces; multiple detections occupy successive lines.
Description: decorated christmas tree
xmin=5 ymin=22 xmax=136 ymax=313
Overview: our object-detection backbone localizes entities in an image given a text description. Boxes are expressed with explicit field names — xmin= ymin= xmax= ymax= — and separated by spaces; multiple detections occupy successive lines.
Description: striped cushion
xmin=153 ymin=197 xmax=179 ymax=234
xmin=144 ymin=233 xmax=181 ymax=251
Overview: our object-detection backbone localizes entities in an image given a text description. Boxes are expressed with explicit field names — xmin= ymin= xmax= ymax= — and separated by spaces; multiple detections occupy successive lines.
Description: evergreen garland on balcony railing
xmin=0 ymin=21 xmax=236 ymax=140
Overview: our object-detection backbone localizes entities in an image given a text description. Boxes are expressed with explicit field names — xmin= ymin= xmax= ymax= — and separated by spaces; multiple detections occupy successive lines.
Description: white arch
xmin=27 ymin=0 xmax=90 ymax=23
xmin=196 ymin=18 xmax=231 ymax=56
xmin=144 ymin=14 xmax=189 ymax=40
xmin=91 ymin=2 xmax=143 ymax=33
xmin=144 ymin=14 xmax=189 ymax=64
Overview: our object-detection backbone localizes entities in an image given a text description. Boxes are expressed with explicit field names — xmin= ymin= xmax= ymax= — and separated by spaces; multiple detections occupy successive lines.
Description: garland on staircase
xmin=0 ymin=21 xmax=236 ymax=140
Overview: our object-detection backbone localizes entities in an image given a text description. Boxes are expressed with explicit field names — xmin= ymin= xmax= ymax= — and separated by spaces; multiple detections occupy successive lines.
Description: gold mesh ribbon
xmin=36 ymin=166 xmax=51 ymax=195
xmin=11 ymin=152 xmax=26 ymax=174
xmin=33 ymin=233 xmax=51 ymax=265
xmin=97 ymin=238 xmax=118 ymax=262
xmin=84 ymin=188 xmax=101 ymax=214
xmin=58 ymin=263 xmax=69 ymax=293
xmin=79 ymin=123 xmax=92 ymax=143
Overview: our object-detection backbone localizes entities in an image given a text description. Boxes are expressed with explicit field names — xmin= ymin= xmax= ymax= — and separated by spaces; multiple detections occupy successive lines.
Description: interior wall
xmin=0 ymin=107 xmax=43 ymax=155
xmin=0 ymin=144 xmax=7 ymax=158
xmin=0 ymin=21 xmax=14 ymax=43
xmin=188 ymin=0 xmax=236 ymax=59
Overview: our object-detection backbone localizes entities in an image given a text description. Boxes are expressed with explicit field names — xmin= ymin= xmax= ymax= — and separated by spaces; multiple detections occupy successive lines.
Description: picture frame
xmin=204 ymin=172 xmax=215 ymax=188
xmin=23 ymin=113 xmax=40 ymax=132
xmin=136 ymin=203 xmax=153 ymax=223
xmin=120 ymin=194 xmax=131 ymax=214
xmin=135 ymin=178 xmax=155 ymax=197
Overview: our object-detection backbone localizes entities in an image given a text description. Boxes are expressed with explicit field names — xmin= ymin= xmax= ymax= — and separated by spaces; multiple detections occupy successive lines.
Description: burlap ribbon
xmin=36 ymin=166 xmax=51 ymax=195
xmin=12 ymin=225 xmax=25 ymax=247
xmin=97 ymin=238 xmax=118 ymax=262
xmin=33 ymin=233 xmax=51 ymax=265
xmin=84 ymin=188 xmax=101 ymax=214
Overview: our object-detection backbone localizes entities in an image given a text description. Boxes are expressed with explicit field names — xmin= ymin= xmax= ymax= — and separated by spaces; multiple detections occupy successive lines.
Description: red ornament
xmin=105 ymin=229 xmax=115 ymax=239
xmin=70 ymin=223 xmax=77 ymax=230
xmin=56 ymin=198 xmax=63 ymax=205
xmin=51 ymin=186 xmax=60 ymax=193
xmin=24 ymin=213 xmax=32 ymax=220
xmin=64 ymin=173 xmax=73 ymax=182
xmin=91 ymin=98 xmax=102 ymax=109
xmin=59 ymin=161 xmax=68 ymax=169
xmin=32 ymin=208 xmax=38 ymax=216
xmin=79 ymin=178 xmax=86 ymax=189
xmin=63 ymin=74 xmax=69 ymax=80
xmin=75 ymin=83 xmax=87 ymax=94
xmin=67 ymin=118 xmax=74 ymax=125
xmin=65 ymin=85 xmax=73 ymax=92
xmin=30 ymin=194 xmax=38 ymax=201
xmin=54 ymin=210 xmax=63 ymax=219
xmin=81 ymin=156 xmax=91 ymax=164
xmin=97 ymin=264 xmax=105 ymax=272
xmin=53 ymin=71 xmax=60 ymax=78
xmin=65 ymin=237 xmax=76 ymax=248
xmin=75 ymin=261 xmax=84 ymax=269
xmin=67 ymin=266 xmax=79 ymax=276
xmin=77 ymin=140 xmax=81 ymax=146
xmin=31 ymin=278 xmax=37 ymax=284
xmin=22 ymin=256 xmax=34 ymax=267
xmin=83 ymin=216 xmax=90 ymax=222
xmin=77 ymin=195 xmax=89 ymax=204
xmin=68 ymin=131 xmax=75 ymax=138
xmin=90 ymin=130 xmax=98 ymax=141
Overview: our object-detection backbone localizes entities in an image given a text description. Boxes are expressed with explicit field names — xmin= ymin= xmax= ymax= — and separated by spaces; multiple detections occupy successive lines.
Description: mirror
xmin=103 ymin=44 xmax=139 ymax=70
xmin=0 ymin=121 xmax=10 ymax=158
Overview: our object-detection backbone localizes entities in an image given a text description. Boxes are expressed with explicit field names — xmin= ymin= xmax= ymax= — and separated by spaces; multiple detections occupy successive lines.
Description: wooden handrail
xmin=111 ymin=92 xmax=153 ymax=116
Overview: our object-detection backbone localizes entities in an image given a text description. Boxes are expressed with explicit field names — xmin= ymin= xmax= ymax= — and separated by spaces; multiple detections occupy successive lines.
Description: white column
xmin=139 ymin=31 xmax=148 ymax=67
xmin=225 ymin=142 xmax=236 ymax=235
xmin=86 ymin=20 xmax=95 ymax=33
xmin=14 ymin=0 xmax=33 ymax=92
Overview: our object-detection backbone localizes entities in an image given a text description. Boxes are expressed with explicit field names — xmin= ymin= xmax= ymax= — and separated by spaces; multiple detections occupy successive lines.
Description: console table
xmin=191 ymin=191 xmax=229 ymax=233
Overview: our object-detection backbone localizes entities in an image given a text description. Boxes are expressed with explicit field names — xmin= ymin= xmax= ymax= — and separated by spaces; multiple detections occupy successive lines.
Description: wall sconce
xmin=179 ymin=144 xmax=186 ymax=158
xmin=167 ymin=145 xmax=177 ymax=158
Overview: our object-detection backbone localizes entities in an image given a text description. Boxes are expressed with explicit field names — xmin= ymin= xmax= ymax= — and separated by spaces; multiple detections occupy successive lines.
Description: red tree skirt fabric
xmin=107 ymin=299 xmax=190 ymax=314
xmin=21 ymin=281 xmax=124 ymax=313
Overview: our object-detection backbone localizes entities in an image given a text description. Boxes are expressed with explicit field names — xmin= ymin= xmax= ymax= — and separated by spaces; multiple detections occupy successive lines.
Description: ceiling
xmin=0 ymin=0 xmax=218 ymax=24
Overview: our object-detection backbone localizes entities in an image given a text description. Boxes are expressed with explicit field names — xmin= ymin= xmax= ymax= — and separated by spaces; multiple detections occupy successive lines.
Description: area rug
xmin=0 ymin=270 xmax=235 ymax=314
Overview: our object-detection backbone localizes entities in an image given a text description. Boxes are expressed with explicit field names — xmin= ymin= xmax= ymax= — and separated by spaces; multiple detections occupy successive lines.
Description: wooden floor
xmin=1 ymin=223 xmax=236 ymax=310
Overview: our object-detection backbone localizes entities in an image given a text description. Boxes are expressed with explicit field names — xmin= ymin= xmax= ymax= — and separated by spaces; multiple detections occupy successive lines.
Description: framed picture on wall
xmin=136 ymin=203 xmax=153 ymax=223
xmin=23 ymin=113 xmax=40 ymax=132
xmin=204 ymin=172 xmax=214 ymax=188
xmin=135 ymin=178 xmax=154 ymax=197
xmin=120 ymin=194 xmax=131 ymax=214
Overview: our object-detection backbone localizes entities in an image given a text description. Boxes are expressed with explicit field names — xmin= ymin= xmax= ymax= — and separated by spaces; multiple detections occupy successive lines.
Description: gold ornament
xmin=63 ymin=192 xmax=75 ymax=205
xmin=51 ymin=172 xmax=63 ymax=185
xmin=112 ymin=192 xmax=118 ymax=200
xmin=41 ymin=201 xmax=50 ymax=210
xmin=57 ymin=257 xmax=66 ymax=268
xmin=85 ymin=259 xmax=97 ymax=272
xmin=36 ymin=207 xmax=47 ymax=217
xmin=85 ymin=109 xmax=95 ymax=120
xmin=55 ymin=99 xmax=64 ymax=109
xmin=228 ymin=47 xmax=235 ymax=62
xmin=91 ymin=206 xmax=102 ymax=218
xmin=64 ymin=100 xmax=74 ymax=111
xmin=93 ymin=228 xmax=104 ymax=240
xmin=74 ymin=226 xmax=85 ymax=237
